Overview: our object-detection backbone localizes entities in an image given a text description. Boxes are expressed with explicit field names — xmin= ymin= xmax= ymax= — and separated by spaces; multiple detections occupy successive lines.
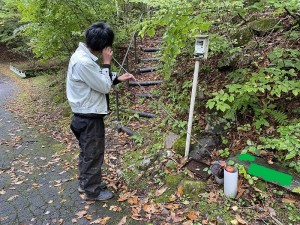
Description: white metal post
xmin=185 ymin=58 xmax=200 ymax=160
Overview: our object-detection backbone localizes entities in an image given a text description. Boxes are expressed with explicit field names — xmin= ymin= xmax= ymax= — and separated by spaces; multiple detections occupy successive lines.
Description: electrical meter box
xmin=194 ymin=34 xmax=209 ymax=59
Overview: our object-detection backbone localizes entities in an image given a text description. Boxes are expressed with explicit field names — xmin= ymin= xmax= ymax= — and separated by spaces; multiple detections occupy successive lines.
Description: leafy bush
xmin=243 ymin=123 xmax=300 ymax=172
xmin=206 ymin=48 xmax=300 ymax=129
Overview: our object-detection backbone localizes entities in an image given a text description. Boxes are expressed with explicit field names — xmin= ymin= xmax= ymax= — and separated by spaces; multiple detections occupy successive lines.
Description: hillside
xmin=1 ymin=0 xmax=300 ymax=224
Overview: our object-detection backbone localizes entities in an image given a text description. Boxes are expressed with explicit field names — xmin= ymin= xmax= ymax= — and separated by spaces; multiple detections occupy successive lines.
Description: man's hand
xmin=102 ymin=47 xmax=113 ymax=64
xmin=117 ymin=73 xmax=135 ymax=82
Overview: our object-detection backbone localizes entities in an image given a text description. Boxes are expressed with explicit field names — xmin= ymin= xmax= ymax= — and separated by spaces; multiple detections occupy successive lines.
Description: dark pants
xmin=70 ymin=114 xmax=105 ymax=197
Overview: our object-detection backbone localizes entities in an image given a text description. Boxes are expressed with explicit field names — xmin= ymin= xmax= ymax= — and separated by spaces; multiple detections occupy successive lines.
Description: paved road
xmin=0 ymin=72 xmax=144 ymax=225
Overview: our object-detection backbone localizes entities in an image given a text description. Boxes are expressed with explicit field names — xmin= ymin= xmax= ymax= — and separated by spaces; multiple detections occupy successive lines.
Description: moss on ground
xmin=198 ymin=201 xmax=234 ymax=223
xmin=182 ymin=179 xmax=206 ymax=200
xmin=232 ymin=27 xmax=253 ymax=46
xmin=273 ymin=202 xmax=300 ymax=224
xmin=250 ymin=18 xmax=280 ymax=34
xmin=173 ymin=135 xmax=186 ymax=156
xmin=121 ymin=150 xmax=148 ymax=188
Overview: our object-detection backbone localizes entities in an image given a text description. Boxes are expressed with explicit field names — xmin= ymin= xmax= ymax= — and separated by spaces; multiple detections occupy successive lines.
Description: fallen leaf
xmin=236 ymin=214 xmax=247 ymax=224
xmin=208 ymin=191 xmax=218 ymax=203
xmin=168 ymin=194 xmax=177 ymax=202
xmin=202 ymin=218 xmax=209 ymax=224
xmin=231 ymin=219 xmax=238 ymax=225
xmin=127 ymin=196 xmax=138 ymax=205
xmin=183 ymin=221 xmax=193 ymax=225
xmin=170 ymin=212 xmax=186 ymax=223
xmin=187 ymin=211 xmax=199 ymax=221
xmin=131 ymin=216 xmax=143 ymax=221
xmin=154 ymin=186 xmax=168 ymax=197
xmin=142 ymin=204 xmax=158 ymax=214
xmin=282 ymin=197 xmax=296 ymax=204
xmin=232 ymin=206 xmax=238 ymax=211
xmin=32 ymin=183 xmax=41 ymax=188
xmin=90 ymin=218 xmax=102 ymax=224
xmin=164 ymin=203 xmax=180 ymax=210
xmin=109 ymin=205 xmax=122 ymax=212
xmin=259 ymin=150 xmax=269 ymax=156
xmin=117 ymin=216 xmax=127 ymax=225
xmin=117 ymin=194 xmax=128 ymax=202
xmin=14 ymin=180 xmax=24 ymax=185
xmin=101 ymin=217 xmax=111 ymax=224
xmin=7 ymin=195 xmax=18 ymax=201
xmin=75 ymin=210 xmax=87 ymax=218
xmin=177 ymin=183 xmax=183 ymax=197
xmin=268 ymin=207 xmax=276 ymax=217
xmin=236 ymin=188 xmax=245 ymax=199
xmin=131 ymin=206 xmax=141 ymax=217
xmin=84 ymin=214 xmax=93 ymax=220
xmin=0 ymin=190 xmax=6 ymax=195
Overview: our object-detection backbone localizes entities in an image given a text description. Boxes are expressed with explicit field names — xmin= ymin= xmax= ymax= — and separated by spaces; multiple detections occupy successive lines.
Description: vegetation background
xmin=0 ymin=0 xmax=299 ymax=224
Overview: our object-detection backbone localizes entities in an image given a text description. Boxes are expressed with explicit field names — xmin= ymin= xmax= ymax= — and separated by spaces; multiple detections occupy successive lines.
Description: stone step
xmin=129 ymin=80 xmax=164 ymax=86
xmin=140 ymin=57 xmax=160 ymax=62
xmin=136 ymin=67 xmax=160 ymax=74
xmin=134 ymin=93 xmax=160 ymax=98
xmin=117 ymin=124 xmax=136 ymax=136
xmin=140 ymin=47 xmax=160 ymax=52
xmin=124 ymin=109 xmax=156 ymax=118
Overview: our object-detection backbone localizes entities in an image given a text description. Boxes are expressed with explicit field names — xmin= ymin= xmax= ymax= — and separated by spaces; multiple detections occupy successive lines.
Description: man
xmin=66 ymin=22 xmax=134 ymax=201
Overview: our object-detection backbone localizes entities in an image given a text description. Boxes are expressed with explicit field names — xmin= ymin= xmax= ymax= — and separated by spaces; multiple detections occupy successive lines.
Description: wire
xmin=117 ymin=12 xmax=144 ymax=76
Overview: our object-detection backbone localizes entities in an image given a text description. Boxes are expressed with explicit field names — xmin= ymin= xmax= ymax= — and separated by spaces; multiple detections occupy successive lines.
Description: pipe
xmin=185 ymin=58 xmax=200 ymax=160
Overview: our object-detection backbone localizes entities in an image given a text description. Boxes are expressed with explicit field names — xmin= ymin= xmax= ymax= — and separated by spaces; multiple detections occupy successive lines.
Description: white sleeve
xmin=75 ymin=61 xmax=113 ymax=94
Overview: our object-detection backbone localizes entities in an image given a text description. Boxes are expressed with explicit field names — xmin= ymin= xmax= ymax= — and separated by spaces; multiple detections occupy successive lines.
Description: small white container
xmin=224 ymin=166 xmax=238 ymax=198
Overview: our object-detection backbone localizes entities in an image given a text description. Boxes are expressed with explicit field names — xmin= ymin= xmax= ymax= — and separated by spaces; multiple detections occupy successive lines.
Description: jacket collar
xmin=78 ymin=42 xmax=98 ymax=62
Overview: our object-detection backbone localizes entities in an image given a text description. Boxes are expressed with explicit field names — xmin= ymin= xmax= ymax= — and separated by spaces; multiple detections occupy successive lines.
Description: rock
xmin=182 ymin=179 xmax=206 ymax=195
xmin=256 ymin=180 xmax=267 ymax=192
xmin=218 ymin=52 xmax=241 ymax=71
xmin=165 ymin=160 xmax=177 ymax=170
xmin=232 ymin=27 xmax=253 ymax=46
xmin=139 ymin=157 xmax=152 ymax=170
xmin=189 ymin=136 xmax=217 ymax=160
xmin=205 ymin=114 xmax=227 ymax=135
xmin=249 ymin=18 xmax=280 ymax=37
xmin=164 ymin=132 xmax=180 ymax=149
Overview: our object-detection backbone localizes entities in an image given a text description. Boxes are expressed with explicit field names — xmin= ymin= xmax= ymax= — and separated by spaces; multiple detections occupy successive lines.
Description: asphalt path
xmin=0 ymin=72 xmax=144 ymax=225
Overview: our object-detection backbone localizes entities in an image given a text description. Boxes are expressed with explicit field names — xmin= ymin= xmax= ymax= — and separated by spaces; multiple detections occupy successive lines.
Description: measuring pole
xmin=184 ymin=34 xmax=209 ymax=160
xmin=185 ymin=57 xmax=201 ymax=160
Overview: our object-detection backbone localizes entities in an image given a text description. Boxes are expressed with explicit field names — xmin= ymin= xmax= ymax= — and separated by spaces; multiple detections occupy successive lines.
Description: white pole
xmin=185 ymin=59 xmax=200 ymax=160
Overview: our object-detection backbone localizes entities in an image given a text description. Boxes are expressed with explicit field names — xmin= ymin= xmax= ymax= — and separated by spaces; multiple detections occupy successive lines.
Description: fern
xmin=267 ymin=109 xmax=288 ymax=125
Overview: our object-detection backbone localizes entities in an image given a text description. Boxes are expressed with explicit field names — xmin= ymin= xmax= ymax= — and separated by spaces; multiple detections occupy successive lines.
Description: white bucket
xmin=224 ymin=166 xmax=238 ymax=198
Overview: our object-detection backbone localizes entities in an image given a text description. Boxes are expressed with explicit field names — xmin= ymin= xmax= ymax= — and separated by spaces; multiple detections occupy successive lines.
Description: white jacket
xmin=66 ymin=42 xmax=117 ymax=115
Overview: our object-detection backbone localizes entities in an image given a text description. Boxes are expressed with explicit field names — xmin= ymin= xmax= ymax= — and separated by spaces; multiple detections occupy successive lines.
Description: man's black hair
xmin=85 ymin=22 xmax=114 ymax=51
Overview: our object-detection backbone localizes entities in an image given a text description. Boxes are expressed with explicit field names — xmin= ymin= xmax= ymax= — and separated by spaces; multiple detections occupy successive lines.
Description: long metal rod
xmin=113 ymin=56 xmax=210 ymax=156
xmin=117 ymin=12 xmax=144 ymax=76
xmin=114 ymin=12 xmax=144 ymax=133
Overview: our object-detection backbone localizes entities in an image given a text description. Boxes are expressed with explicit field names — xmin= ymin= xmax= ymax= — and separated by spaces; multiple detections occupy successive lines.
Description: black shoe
xmin=84 ymin=189 xmax=113 ymax=201
xmin=78 ymin=181 xmax=107 ymax=193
